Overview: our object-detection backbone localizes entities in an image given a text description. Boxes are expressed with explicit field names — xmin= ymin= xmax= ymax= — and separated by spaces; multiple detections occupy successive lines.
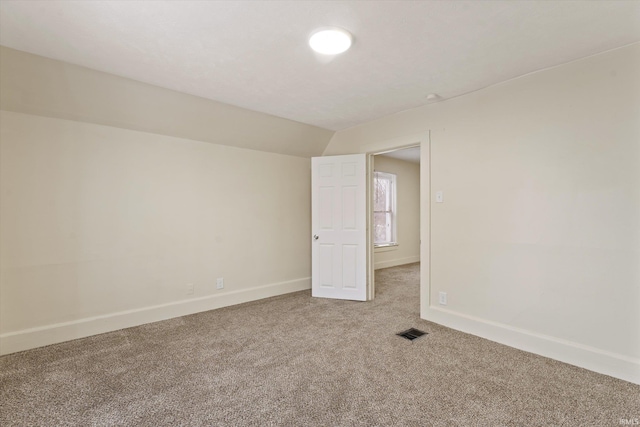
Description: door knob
xmin=313 ymin=234 xmax=319 ymax=241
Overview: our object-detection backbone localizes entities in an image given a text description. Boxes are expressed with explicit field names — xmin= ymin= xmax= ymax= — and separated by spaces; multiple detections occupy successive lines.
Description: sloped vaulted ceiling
xmin=1 ymin=1 xmax=639 ymax=157
xmin=0 ymin=47 xmax=334 ymax=158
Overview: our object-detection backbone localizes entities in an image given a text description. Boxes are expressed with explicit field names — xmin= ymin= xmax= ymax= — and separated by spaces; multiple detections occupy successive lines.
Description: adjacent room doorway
xmin=311 ymin=133 xmax=429 ymax=311
xmin=370 ymin=145 xmax=421 ymax=298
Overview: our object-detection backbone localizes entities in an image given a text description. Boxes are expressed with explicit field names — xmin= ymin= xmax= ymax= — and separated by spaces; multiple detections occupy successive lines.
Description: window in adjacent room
xmin=373 ymin=171 xmax=397 ymax=247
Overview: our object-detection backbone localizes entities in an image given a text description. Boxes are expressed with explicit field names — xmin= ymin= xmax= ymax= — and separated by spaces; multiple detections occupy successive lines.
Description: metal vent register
xmin=396 ymin=328 xmax=428 ymax=341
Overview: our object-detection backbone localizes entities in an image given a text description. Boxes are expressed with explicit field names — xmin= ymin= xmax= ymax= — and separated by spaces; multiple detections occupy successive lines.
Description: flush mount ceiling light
xmin=309 ymin=27 xmax=353 ymax=55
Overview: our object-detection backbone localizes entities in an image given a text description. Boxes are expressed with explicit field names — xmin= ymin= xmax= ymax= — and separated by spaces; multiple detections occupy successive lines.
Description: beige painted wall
xmin=325 ymin=43 xmax=640 ymax=382
xmin=373 ymin=155 xmax=420 ymax=270
xmin=0 ymin=111 xmax=311 ymax=353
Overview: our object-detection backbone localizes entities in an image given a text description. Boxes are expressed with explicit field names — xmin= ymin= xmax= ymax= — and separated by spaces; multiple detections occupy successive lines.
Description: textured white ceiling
xmin=1 ymin=1 xmax=639 ymax=131
xmin=379 ymin=147 xmax=421 ymax=164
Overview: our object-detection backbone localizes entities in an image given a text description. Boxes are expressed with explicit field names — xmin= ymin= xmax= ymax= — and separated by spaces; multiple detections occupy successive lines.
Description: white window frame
xmin=373 ymin=171 xmax=397 ymax=247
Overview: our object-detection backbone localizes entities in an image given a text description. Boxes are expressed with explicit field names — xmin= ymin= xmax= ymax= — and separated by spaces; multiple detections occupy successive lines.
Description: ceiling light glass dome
xmin=309 ymin=27 xmax=353 ymax=55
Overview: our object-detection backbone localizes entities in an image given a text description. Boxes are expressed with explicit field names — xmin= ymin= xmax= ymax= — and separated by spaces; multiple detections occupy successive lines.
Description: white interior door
xmin=311 ymin=154 xmax=367 ymax=301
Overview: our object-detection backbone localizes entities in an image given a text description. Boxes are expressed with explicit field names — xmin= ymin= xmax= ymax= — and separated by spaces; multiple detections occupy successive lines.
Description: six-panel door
xmin=311 ymin=154 xmax=367 ymax=301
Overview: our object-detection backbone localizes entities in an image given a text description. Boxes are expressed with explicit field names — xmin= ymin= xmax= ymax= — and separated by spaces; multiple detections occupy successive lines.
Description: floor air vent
xmin=396 ymin=328 xmax=428 ymax=341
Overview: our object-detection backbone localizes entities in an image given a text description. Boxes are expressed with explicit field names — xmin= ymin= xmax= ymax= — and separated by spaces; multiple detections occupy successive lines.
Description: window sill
xmin=374 ymin=243 xmax=398 ymax=252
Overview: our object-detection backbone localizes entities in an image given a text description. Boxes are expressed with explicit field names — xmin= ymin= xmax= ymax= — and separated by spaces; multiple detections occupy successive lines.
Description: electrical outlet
xmin=186 ymin=283 xmax=194 ymax=295
xmin=438 ymin=291 xmax=447 ymax=305
xmin=216 ymin=277 xmax=224 ymax=290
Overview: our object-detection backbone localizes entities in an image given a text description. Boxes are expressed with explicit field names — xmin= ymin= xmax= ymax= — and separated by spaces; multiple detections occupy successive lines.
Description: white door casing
xmin=311 ymin=154 xmax=367 ymax=301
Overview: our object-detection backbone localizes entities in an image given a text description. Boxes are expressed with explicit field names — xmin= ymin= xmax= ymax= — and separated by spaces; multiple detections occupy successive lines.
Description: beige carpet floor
xmin=1 ymin=263 xmax=639 ymax=426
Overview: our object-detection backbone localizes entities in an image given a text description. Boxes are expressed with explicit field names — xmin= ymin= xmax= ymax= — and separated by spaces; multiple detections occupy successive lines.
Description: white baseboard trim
xmin=423 ymin=306 xmax=640 ymax=385
xmin=375 ymin=256 xmax=420 ymax=270
xmin=0 ymin=277 xmax=311 ymax=356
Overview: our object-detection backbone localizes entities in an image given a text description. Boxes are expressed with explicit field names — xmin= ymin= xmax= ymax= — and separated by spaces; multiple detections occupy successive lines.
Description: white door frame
xmin=364 ymin=133 xmax=430 ymax=318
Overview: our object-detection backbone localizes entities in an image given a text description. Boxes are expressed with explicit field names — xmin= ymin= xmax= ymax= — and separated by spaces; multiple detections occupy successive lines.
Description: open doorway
xmin=371 ymin=146 xmax=421 ymax=297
